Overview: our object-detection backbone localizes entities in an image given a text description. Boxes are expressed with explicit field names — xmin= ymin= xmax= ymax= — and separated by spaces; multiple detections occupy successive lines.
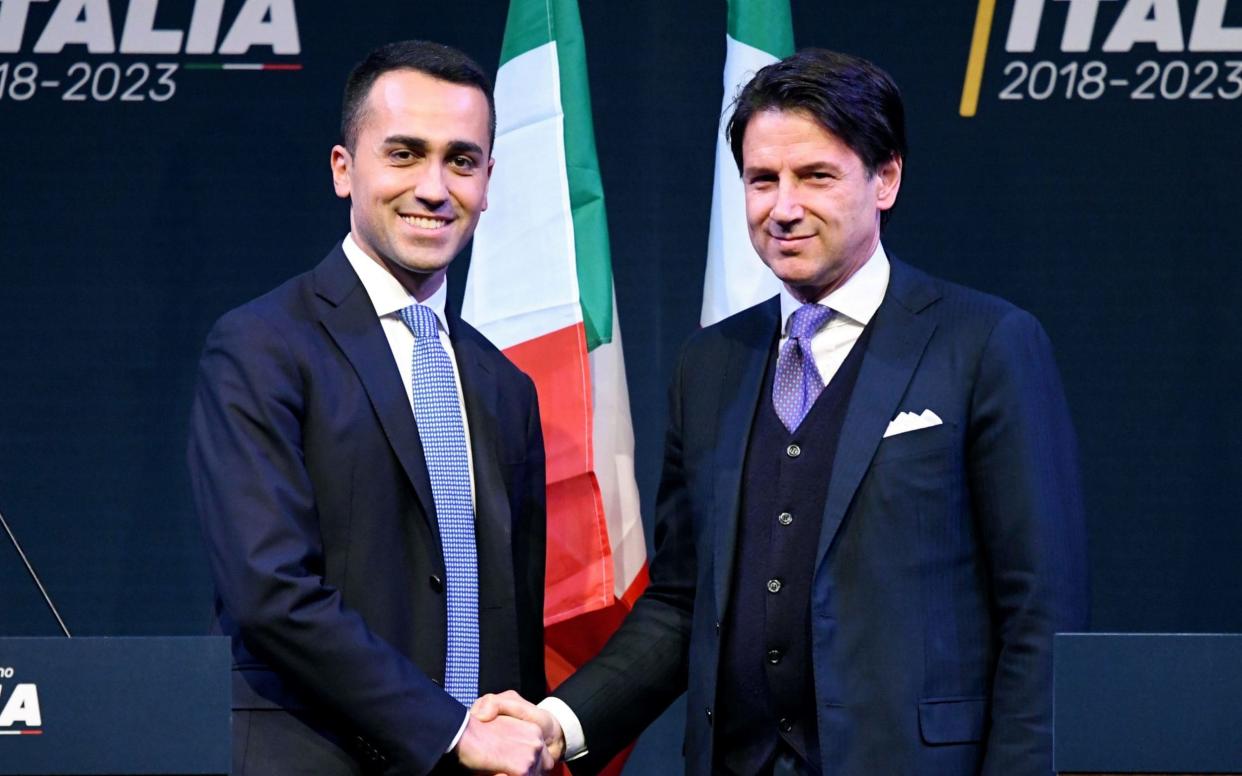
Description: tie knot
xmin=399 ymin=304 xmax=440 ymax=339
xmin=786 ymin=303 xmax=832 ymax=341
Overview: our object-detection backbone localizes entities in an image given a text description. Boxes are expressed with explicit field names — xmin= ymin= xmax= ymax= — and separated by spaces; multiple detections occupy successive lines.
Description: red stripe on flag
xmin=503 ymin=324 xmax=593 ymax=483
xmin=544 ymin=472 xmax=611 ymax=624
xmin=503 ymin=324 xmax=614 ymax=624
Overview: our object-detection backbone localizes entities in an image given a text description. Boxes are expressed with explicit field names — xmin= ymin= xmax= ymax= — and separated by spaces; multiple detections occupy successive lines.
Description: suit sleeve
xmin=514 ymin=371 xmax=549 ymax=701
xmin=967 ymin=308 xmax=1089 ymax=776
xmin=550 ymin=345 xmax=697 ymax=774
xmin=187 ymin=308 xmax=463 ymax=775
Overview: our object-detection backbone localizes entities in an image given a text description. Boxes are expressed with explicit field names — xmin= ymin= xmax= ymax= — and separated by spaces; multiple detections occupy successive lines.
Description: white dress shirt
xmin=778 ymin=241 xmax=890 ymax=385
xmin=543 ymin=242 xmax=891 ymax=762
xmin=341 ymin=233 xmax=478 ymax=500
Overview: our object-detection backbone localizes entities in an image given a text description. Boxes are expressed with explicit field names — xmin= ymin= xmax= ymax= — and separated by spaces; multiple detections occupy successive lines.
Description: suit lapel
xmin=313 ymin=247 xmax=438 ymax=534
xmin=449 ymin=310 xmax=521 ymax=689
xmin=814 ymin=260 xmax=940 ymax=571
xmin=713 ymin=298 xmax=780 ymax=618
xmin=449 ymin=312 xmax=514 ymax=604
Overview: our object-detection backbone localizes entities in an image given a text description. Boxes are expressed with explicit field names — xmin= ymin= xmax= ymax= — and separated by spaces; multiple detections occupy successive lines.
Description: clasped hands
xmin=454 ymin=690 xmax=566 ymax=776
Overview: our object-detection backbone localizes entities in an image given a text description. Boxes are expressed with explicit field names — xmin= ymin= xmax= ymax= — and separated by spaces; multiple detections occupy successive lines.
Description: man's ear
xmin=330 ymin=145 xmax=352 ymax=199
xmin=480 ymin=157 xmax=495 ymax=212
xmin=876 ymin=155 xmax=903 ymax=212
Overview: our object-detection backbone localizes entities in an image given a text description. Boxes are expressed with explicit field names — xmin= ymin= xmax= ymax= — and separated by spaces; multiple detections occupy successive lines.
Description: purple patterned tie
xmin=773 ymin=303 xmax=833 ymax=432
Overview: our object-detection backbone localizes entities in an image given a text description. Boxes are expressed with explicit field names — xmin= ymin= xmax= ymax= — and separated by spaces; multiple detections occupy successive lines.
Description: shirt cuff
xmin=446 ymin=710 xmax=470 ymax=753
xmin=538 ymin=696 xmax=588 ymax=761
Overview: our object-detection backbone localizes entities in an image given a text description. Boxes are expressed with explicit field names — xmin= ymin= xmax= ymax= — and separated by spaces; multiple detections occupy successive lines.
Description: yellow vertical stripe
xmin=960 ymin=0 xmax=997 ymax=118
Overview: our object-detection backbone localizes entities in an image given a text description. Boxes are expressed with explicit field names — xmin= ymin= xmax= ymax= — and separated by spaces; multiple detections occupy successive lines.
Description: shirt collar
xmin=779 ymin=241 xmax=890 ymax=332
xmin=341 ymin=233 xmax=450 ymax=335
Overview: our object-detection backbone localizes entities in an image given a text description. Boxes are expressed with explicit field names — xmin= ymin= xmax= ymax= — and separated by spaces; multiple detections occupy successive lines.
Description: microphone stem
xmin=0 ymin=507 xmax=72 ymax=637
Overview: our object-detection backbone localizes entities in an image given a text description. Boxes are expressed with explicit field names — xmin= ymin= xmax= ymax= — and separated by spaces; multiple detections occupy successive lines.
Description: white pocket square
xmin=883 ymin=409 xmax=943 ymax=438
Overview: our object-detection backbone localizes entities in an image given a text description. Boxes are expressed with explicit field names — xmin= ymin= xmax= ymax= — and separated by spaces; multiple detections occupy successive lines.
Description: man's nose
xmin=414 ymin=162 xmax=449 ymax=206
xmin=770 ymin=179 xmax=803 ymax=224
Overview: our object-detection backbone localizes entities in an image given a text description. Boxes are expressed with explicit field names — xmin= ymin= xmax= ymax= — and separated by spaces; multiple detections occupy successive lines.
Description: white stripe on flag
xmin=588 ymin=300 xmax=645 ymax=595
xmin=465 ymin=42 xmax=582 ymax=349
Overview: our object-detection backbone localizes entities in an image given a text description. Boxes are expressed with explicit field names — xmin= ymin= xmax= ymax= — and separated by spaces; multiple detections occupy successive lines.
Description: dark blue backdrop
xmin=3 ymin=1 xmax=1240 ymax=770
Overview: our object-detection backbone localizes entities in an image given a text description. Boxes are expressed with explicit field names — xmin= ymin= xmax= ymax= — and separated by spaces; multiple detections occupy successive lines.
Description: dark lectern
xmin=0 ymin=637 xmax=229 ymax=775
xmin=1055 ymin=633 xmax=1242 ymax=776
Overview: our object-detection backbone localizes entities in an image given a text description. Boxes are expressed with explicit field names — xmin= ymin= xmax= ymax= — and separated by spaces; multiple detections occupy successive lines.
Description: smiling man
xmin=479 ymin=49 xmax=1088 ymax=776
xmin=189 ymin=41 xmax=550 ymax=776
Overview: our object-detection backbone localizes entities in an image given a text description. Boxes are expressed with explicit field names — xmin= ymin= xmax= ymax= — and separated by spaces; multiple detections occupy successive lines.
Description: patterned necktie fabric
xmin=773 ymin=303 xmax=834 ymax=432
xmin=398 ymin=304 xmax=479 ymax=705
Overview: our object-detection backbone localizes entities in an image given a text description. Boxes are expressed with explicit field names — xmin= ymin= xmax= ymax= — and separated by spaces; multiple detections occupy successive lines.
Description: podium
xmin=0 ymin=637 xmax=229 ymax=775
xmin=1055 ymin=633 xmax=1242 ymax=775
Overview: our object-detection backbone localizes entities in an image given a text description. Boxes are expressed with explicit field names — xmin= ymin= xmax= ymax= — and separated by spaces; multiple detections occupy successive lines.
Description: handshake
xmin=455 ymin=691 xmax=568 ymax=776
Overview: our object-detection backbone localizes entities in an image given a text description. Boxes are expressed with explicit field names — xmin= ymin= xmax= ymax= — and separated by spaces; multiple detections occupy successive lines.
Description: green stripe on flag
xmin=728 ymin=0 xmax=795 ymax=56
xmin=552 ymin=0 xmax=613 ymax=350
xmin=499 ymin=0 xmax=554 ymax=66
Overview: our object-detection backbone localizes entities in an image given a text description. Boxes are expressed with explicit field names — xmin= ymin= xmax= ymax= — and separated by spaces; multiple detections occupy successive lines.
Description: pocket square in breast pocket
xmin=883 ymin=409 xmax=943 ymax=438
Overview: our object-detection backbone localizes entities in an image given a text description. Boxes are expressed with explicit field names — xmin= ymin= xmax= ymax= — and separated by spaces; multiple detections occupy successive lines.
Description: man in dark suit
xmin=478 ymin=49 xmax=1087 ymax=775
xmin=188 ymin=41 xmax=552 ymax=776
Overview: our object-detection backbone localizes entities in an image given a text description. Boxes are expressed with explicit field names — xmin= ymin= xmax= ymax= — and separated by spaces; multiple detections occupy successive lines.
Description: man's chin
xmin=384 ymin=253 xmax=453 ymax=277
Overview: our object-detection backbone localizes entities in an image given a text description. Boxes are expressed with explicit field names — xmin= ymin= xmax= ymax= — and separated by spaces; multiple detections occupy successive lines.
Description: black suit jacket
xmin=555 ymin=259 xmax=1087 ymax=775
xmin=188 ymin=245 xmax=546 ymax=775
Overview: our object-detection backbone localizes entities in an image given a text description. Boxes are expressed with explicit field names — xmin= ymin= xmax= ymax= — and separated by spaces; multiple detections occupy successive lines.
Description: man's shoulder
xmin=888 ymin=257 xmax=1037 ymax=334
xmin=209 ymin=246 xmax=345 ymax=339
xmin=686 ymin=296 xmax=780 ymax=354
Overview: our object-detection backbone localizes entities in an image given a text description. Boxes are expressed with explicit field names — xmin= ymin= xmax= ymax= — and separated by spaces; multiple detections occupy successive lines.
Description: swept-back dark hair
xmin=727 ymin=49 xmax=906 ymax=225
xmin=340 ymin=40 xmax=495 ymax=153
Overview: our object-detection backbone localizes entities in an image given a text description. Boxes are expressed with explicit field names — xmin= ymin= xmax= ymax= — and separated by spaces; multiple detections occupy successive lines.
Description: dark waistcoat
xmin=715 ymin=321 xmax=873 ymax=775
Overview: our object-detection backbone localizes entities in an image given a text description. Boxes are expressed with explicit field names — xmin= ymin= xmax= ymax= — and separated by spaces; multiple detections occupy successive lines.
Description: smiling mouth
xmin=400 ymin=214 xmax=451 ymax=229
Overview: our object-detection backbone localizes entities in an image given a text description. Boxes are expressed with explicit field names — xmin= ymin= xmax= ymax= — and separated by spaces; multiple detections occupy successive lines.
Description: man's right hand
xmin=454 ymin=712 xmax=554 ymax=775
xmin=471 ymin=691 xmax=566 ymax=763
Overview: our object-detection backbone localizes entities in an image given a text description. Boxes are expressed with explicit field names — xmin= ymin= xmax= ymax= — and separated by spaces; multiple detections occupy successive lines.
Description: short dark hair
xmin=340 ymin=40 xmax=496 ymax=153
xmin=727 ymin=49 xmax=907 ymax=224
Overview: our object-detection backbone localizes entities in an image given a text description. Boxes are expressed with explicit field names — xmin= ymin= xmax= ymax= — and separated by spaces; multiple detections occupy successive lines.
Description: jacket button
xmin=705 ymin=707 xmax=713 ymax=725
xmin=778 ymin=511 xmax=793 ymax=526
xmin=767 ymin=578 xmax=782 ymax=594
xmin=767 ymin=648 xmax=783 ymax=664
xmin=786 ymin=444 xmax=801 ymax=458
xmin=715 ymin=620 xmax=721 ymax=633
xmin=779 ymin=717 xmax=793 ymax=733
xmin=429 ymin=574 xmax=444 ymax=593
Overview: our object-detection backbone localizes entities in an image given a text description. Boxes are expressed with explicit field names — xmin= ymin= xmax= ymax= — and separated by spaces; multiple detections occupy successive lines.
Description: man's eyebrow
xmin=796 ymin=160 xmax=845 ymax=174
xmin=445 ymin=140 xmax=485 ymax=157
xmin=382 ymin=135 xmax=428 ymax=151
xmin=380 ymin=136 xmax=485 ymax=158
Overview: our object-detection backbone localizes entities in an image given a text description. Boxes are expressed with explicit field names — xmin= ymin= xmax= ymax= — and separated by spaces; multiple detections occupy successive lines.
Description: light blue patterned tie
xmin=773 ymin=303 xmax=833 ymax=432
xmin=399 ymin=304 xmax=479 ymax=704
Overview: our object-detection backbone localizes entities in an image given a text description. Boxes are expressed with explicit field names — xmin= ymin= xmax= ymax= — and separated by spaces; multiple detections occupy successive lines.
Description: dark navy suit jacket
xmin=188 ymin=245 xmax=547 ymax=775
xmin=555 ymin=259 xmax=1088 ymax=775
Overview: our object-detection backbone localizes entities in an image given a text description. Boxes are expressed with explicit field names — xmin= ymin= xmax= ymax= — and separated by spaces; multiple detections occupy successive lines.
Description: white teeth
xmin=401 ymin=215 xmax=447 ymax=229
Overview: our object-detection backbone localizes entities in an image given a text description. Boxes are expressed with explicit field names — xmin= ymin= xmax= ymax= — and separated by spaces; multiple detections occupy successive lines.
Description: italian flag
xmin=701 ymin=0 xmax=795 ymax=326
xmin=462 ymin=0 xmax=648 ymax=761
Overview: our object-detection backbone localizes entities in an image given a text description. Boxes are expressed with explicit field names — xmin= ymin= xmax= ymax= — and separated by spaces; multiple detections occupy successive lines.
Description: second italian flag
xmin=461 ymin=2 xmax=648 ymax=764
